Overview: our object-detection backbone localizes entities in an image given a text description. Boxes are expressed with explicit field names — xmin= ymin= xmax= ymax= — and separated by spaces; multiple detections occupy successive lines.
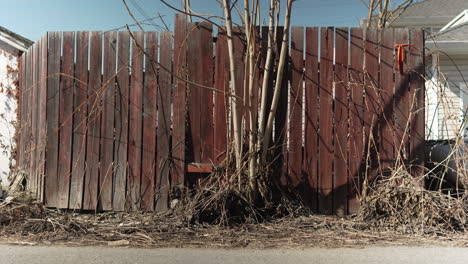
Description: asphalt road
xmin=1 ymin=245 xmax=467 ymax=264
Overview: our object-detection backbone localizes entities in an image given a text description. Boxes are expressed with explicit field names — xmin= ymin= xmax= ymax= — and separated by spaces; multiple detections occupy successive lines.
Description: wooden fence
xmin=17 ymin=15 xmax=425 ymax=214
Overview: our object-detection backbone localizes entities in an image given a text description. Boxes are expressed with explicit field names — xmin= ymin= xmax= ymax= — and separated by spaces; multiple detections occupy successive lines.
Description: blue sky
xmin=2 ymin=0 xmax=377 ymax=42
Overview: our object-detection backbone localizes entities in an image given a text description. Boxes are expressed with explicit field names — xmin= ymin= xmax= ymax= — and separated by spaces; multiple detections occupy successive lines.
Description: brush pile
xmin=358 ymin=166 xmax=467 ymax=234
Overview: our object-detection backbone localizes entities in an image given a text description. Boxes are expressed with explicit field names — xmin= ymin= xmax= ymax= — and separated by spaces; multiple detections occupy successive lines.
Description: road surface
xmin=1 ymin=245 xmax=467 ymax=264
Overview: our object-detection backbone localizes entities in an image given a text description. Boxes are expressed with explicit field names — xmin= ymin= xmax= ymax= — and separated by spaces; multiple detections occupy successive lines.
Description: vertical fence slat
xmin=289 ymin=26 xmax=304 ymax=188
xmin=334 ymin=28 xmax=349 ymax=216
xmin=141 ymin=31 xmax=157 ymax=211
xmin=56 ymin=32 xmax=74 ymax=208
xmin=128 ymin=31 xmax=144 ymax=210
xmin=261 ymin=27 xmax=274 ymax=147
xmin=172 ymin=14 xmax=187 ymax=189
xmin=29 ymin=42 xmax=38 ymax=197
xmin=38 ymin=35 xmax=48 ymax=202
xmin=364 ymin=29 xmax=380 ymax=188
xmin=45 ymin=32 xmax=61 ymax=207
xmin=18 ymin=53 xmax=26 ymax=171
xmin=156 ymin=32 xmax=172 ymax=212
xmin=393 ymin=28 xmax=410 ymax=166
xmin=69 ymin=31 xmax=88 ymax=210
xmin=233 ymin=27 xmax=246 ymax=136
xmin=100 ymin=31 xmax=117 ymax=211
xmin=380 ymin=28 xmax=395 ymax=177
xmin=84 ymin=31 xmax=102 ymax=211
xmin=274 ymin=27 xmax=289 ymax=184
xmin=319 ymin=27 xmax=334 ymax=214
xmin=304 ymin=27 xmax=319 ymax=211
xmin=200 ymin=23 xmax=214 ymax=163
xmin=26 ymin=46 xmax=33 ymax=188
xmin=187 ymin=23 xmax=202 ymax=164
xmin=113 ymin=31 xmax=130 ymax=211
xmin=214 ymin=30 xmax=228 ymax=165
xmin=409 ymin=29 xmax=425 ymax=177
xmin=348 ymin=28 xmax=365 ymax=214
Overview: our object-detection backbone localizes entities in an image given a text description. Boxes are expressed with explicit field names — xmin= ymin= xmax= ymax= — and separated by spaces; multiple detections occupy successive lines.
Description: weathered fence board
xmin=18 ymin=22 xmax=425 ymax=215
xmin=69 ymin=31 xmax=88 ymax=210
xmin=44 ymin=32 xmax=61 ymax=207
xmin=334 ymin=27 xmax=349 ymax=216
xmin=171 ymin=14 xmax=187 ymax=189
xmin=214 ymin=31 xmax=228 ymax=165
xmin=57 ymin=32 xmax=74 ymax=208
xmin=289 ymin=26 xmax=304 ymax=188
xmin=380 ymin=29 xmax=396 ymax=179
xmin=128 ymin=31 xmax=144 ymax=211
xmin=156 ymin=31 xmax=172 ymax=212
xmin=83 ymin=32 xmax=102 ymax=210
xmin=348 ymin=28 xmax=365 ymax=214
xmin=409 ymin=29 xmax=425 ymax=177
xmin=100 ymin=31 xmax=117 ymax=211
xmin=364 ymin=29 xmax=380 ymax=188
xmin=394 ymin=28 xmax=410 ymax=164
xmin=113 ymin=31 xmax=130 ymax=211
xmin=304 ymin=27 xmax=319 ymax=212
xmin=319 ymin=27 xmax=334 ymax=214
xmin=141 ymin=31 xmax=157 ymax=211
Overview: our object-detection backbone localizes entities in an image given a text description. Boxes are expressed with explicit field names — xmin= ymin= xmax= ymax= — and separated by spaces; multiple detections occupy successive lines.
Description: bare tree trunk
xmin=258 ymin=0 xmax=276 ymax=165
xmin=261 ymin=0 xmax=293 ymax=163
xmin=366 ymin=0 xmax=376 ymax=28
xmin=223 ymin=0 xmax=243 ymax=170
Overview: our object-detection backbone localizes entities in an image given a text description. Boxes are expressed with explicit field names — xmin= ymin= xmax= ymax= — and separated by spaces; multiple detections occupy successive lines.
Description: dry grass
xmin=358 ymin=166 xmax=467 ymax=234
xmin=0 ymin=182 xmax=467 ymax=248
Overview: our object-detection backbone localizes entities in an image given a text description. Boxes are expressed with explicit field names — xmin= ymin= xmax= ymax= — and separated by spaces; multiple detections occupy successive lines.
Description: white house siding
xmin=433 ymin=54 xmax=468 ymax=139
xmin=0 ymin=48 xmax=18 ymax=188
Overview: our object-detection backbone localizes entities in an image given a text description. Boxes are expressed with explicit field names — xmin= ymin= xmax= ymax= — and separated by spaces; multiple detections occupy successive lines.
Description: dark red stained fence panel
xmin=171 ymin=14 xmax=187 ymax=188
xmin=45 ymin=32 xmax=61 ymax=208
xmin=233 ymin=27 xmax=245 ymax=137
xmin=186 ymin=23 xmax=202 ymax=164
xmin=57 ymin=32 xmax=74 ymax=208
xmin=334 ymin=28 xmax=348 ymax=216
xmin=260 ymin=26 xmax=274 ymax=148
xmin=113 ymin=31 xmax=130 ymax=211
xmin=69 ymin=31 xmax=88 ymax=210
xmin=304 ymin=27 xmax=319 ymax=211
xmin=288 ymin=26 xmax=304 ymax=188
xmin=100 ymin=31 xmax=117 ymax=211
xmin=141 ymin=31 xmax=158 ymax=211
xmin=364 ymin=29 xmax=380 ymax=189
xmin=20 ymin=27 xmax=425 ymax=215
xmin=156 ymin=32 xmax=172 ymax=212
xmin=409 ymin=29 xmax=425 ymax=177
xmin=393 ymin=28 xmax=410 ymax=166
xmin=379 ymin=28 xmax=396 ymax=177
xmin=274 ymin=27 xmax=288 ymax=184
xmin=319 ymin=27 xmax=334 ymax=214
xmin=199 ymin=23 xmax=214 ymax=164
xmin=128 ymin=31 xmax=144 ymax=211
xmin=348 ymin=28 xmax=365 ymax=214
xmin=84 ymin=32 xmax=102 ymax=211
xmin=214 ymin=30 xmax=228 ymax=165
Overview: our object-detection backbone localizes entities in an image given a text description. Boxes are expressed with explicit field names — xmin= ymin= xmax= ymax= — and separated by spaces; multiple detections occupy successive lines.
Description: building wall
xmin=0 ymin=45 xmax=18 ymax=188
xmin=427 ymin=54 xmax=468 ymax=139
